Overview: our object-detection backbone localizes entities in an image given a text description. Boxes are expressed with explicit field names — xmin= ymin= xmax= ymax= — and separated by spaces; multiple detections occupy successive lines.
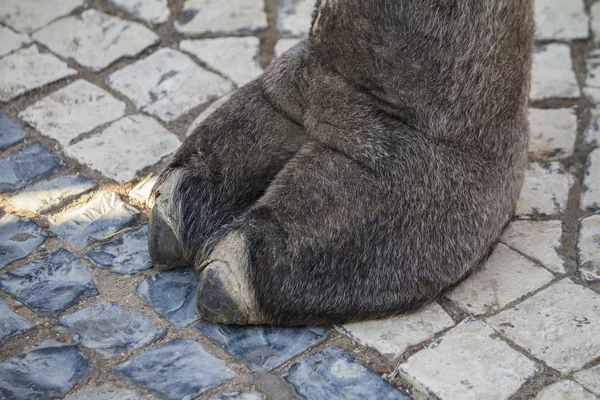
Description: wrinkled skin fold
xmin=149 ymin=0 xmax=534 ymax=326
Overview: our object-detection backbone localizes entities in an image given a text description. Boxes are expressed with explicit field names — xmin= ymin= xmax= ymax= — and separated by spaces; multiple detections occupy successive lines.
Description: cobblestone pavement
xmin=0 ymin=0 xmax=599 ymax=399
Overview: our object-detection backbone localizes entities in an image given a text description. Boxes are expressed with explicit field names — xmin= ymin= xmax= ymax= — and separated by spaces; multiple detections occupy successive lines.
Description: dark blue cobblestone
xmin=283 ymin=347 xmax=412 ymax=400
xmin=135 ymin=269 xmax=198 ymax=327
xmin=0 ymin=297 xmax=34 ymax=341
xmin=0 ymin=342 xmax=92 ymax=400
xmin=211 ymin=392 xmax=265 ymax=400
xmin=114 ymin=338 xmax=235 ymax=400
xmin=0 ymin=249 xmax=98 ymax=316
xmin=57 ymin=301 xmax=165 ymax=354
xmin=0 ymin=214 xmax=46 ymax=270
xmin=0 ymin=114 xmax=26 ymax=151
xmin=197 ymin=322 xmax=327 ymax=372
xmin=0 ymin=142 xmax=65 ymax=193
xmin=85 ymin=226 xmax=152 ymax=275
xmin=65 ymin=384 xmax=150 ymax=400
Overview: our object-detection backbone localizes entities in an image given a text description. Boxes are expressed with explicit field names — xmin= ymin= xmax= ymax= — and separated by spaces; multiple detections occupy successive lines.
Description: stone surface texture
xmin=19 ymin=80 xmax=126 ymax=146
xmin=107 ymin=49 xmax=233 ymax=122
xmin=0 ymin=1 xmax=598 ymax=399
xmin=33 ymin=10 xmax=159 ymax=72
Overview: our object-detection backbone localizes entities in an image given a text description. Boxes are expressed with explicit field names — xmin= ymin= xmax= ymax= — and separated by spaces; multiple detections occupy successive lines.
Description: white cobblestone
xmin=400 ymin=318 xmax=538 ymax=400
xmin=535 ymin=0 xmax=588 ymax=41
xmin=575 ymin=365 xmax=600 ymax=396
xmin=592 ymin=2 xmax=600 ymax=42
xmin=108 ymin=0 xmax=170 ymax=25
xmin=187 ymin=94 xmax=232 ymax=136
xmin=340 ymin=303 xmax=454 ymax=360
xmin=578 ymin=215 xmax=600 ymax=282
xmin=180 ymin=37 xmax=263 ymax=87
xmin=0 ymin=0 xmax=83 ymax=33
xmin=535 ymin=380 xmax=597 ymax=400
xmin=277 ymin=0 xmax=314 ymax=36
xmin=531 ymin=44 xmax=580 ymax=101
xmin=587 ymin=109 xmax=600 ymax=147
xmin=107 ymin=48 xmax=233 ymax=122
xmin=175 ymin=0 xmax=268 ymax=35
xmin=274 ymin=38 xmax=303 ymax=59
xmin=129 ymin=174 xmax=158 ymax=206
xmin=582 ymin=148 xmax=600 ymax=210
xmin=488 ymin=279 xmax=600 ymax=374
xmin=65 ymin=115 xmax=181 ymax=182
xmin=0 ymin=26 xmax=30 ymax=58
xmin=19 ymin=80 xmax=126 ymax=146
xmin=515 ymin=162 xmax=574 ymax=217
xmin=447 ymin=243 xmax=554 ymax=315
xmin=33 ymin=10 xmax=159 ymax=72
xmin=528 ymin=108 xmax=577 ymax=160
xmin=501 ymin=220 xmax=565 ymax=274
xmin=584 ymin=50 xmax=600 ymax=104
xmin=0 ymin=45 xmax=77 ymax=102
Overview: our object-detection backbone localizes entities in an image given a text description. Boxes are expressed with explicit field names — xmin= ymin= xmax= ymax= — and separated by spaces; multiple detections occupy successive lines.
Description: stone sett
xmin=211 ymin=393 xmax=265 ymax=400
xmin=341 ymin=302 xmax=454 ymax=359
xmin=535 ymin=380 xmax=597 ymax=400
xmin=534 ymin=0 xmax=588 ymax=41
xmin=0 ymin=297 xmax=34 ymax=341
xmin=129 ymin=174 xmax=158 ymax=205
xmin=175 ymin=0 xmax=268 ymax=35
xmin=0 ymin=114 xmax=26 ymax=151
xmin=501 ymin=220 xmax=565 ymax=274
xmin=19 ymin=80 xmax=126 ymax=146
xmin=0 ymin=213 xmax=46 ymax=270
xmin=587 ymin=108 xmax=600 ymax=147
xmin=0 ymin=26 xmax=30 ymax=58
xmin=488 ymin=279 xmax=600 ymax=373
xmin=578 ymin=215 xmax=600 ymax=282
xmin=274 ymin=38 xmax=303 ymax=58
xmin=575 ymin=365 xmax=600 ymax=396
xmin=277 ymin=0 xmax=314 ymax=36
xmin=400 ymin=318 xmax=539 ymax=400
xmin=65 ymin=384 xmax=149 ymax=400
xmin=0 ymin=0 xmax=84 ymax=33
xmin=107 ymin=0 xmax=170 ymax=25
xmin=593 ymin=2 xmax=600 ymax=42
xmin=65 ymin=115 xmax=181 ymax=182
xmin=582 ymin=148 xmax=600 ymax=210
xmin=528 ymin=108 xmax=577 ymax=160
xmin=181 ymin=37 xmax=263 ymax=87
xmin=33 ymin=10 xmax=159 ymax=72
xmin=531 ymin=44 xmax=580 ymax=101
xmin=585 ymin=49 xmax=600 ymax=104
xmin=0 ymin=45 xmax=77 ymax=102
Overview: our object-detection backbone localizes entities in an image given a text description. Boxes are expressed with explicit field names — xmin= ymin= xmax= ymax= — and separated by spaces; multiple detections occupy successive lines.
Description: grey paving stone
xmin=0 ymin=0 xmax=84 ymax=33
xmin=129 ymin=174 xmax=157 ymax=205
xmin=535 ymin=0 xmax=588 ymax=41
xmin=274 ymin=38 xmax=302 ymax=58
xmin=535 ymin=380 xmax=597 ymax=400
xmin=135 ymin=269 xmax=198 ymax=327
xmin=197 ymin=323 xmax=327 ymax=372
xmin=587 ymin=109 xmax=600 ymax=148
xmin=528 ymin=108 xmax=577 ymax=160
xmin=400 ymin=318 xmax=538 ymax=400
xmin=0 ymin=142 xmax=66 ymax=193
xmin=515 ymin=162 xmax=574 ymax=218
xmin=65 ymin=115 xmax=181 ymax=182
xmin=0 ymin=114 xmax=25 ymax=151
xmin=106 ymin=49 xmax=233 ymax=122
xmin=175 ymin=0 xmax=268 ymax=35
xmin=19 ymin=80 xmax=126 ymax=146
xmin=0 ymin=26 xmax=30 ymax=58
xmin=582 ymin=148 xmax=600 ymax=210
xmin=593 ymin=2 xmax=600 ymax=42
xmin=579 ymin=215 xmax=600 ymax=282
xmin=65 ymin=384 xmax=149 ymax=400
xmin=114 ymin=338 xmax=235 ymax=400
xmin=0 ymin=297 xmax=34 ymax=341
xmin=9 ymin=174 xmax=97 ymax=214
xmin=51 ymin=192 xmax=139 ymax=248
xmin=211 ymin=393 xmax=265 ymax=400
xmin=0 ymin=214 xmax=46 ymax=270
xmin=187 ymin=94 xmax=233 ymax=136
xmin=531 ymin=44 xmax=580 ymax=101
xmin=33 ymin=10 xmax=159 ymax=72
xmin=448 ymin=243 xmax=554 ymax=315
xmin=108 ymin=0 xmax=170 ymax=25
xmin=284 ymin=346 xmax=412 ymax=400
xmin=85 ymin=226 xmax=152 ymax=275
xmin=0 ymin=249 xmax=98 ymax=317
xmin=57 ymin=301 xmax=164 ymax=354
xmin=0 ymin=342 xmax=92 ymax=400
xmin=340 ymin=303 xmax=454 ymax=359
xmin=277 ymin=0 xmax=313 ymax=36
xmin=180 ymin=37 xmax=263 ymax=86
xmin=501 ymin=220 xmax=565 ymax=274
xmin=585 ymin=50 xmax=600 ymax=103
xmin=488 ymin=279 xmax=600 ymax=374
xmin=575 ymin=365 xmax=600 ymax=396
xmin=0 ymin=45 xmax=77 ymax=102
